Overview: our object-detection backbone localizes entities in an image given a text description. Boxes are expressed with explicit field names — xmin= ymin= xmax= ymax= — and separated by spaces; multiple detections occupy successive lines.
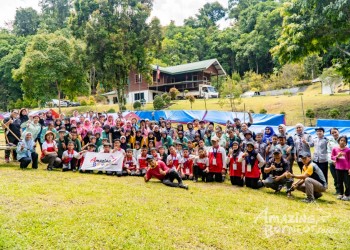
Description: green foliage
xmin=120 ymin=105 xmax=127 ymax=112
xmin=185 ymin=94 xmax=196 ymax=110
xmin=13 ymin=32 xmax=89 ymax=106
xmin=133 ymin=101 xmax=142 ymax=110
xmin=272 ymin=0 xmax=350 ymax=81
xmin=13 ymin=7 xmax=40 ymax=36
xmin=161 ymin=93 xmax=169 ymax=100
xmin=107 ymin=108 xmax=116 ymax=113
xmin=164 ymin=96 xmax=171 ymax=105
xmin=280 ymin=111 xmax=286 ymax=115
xmin=169 ymin=87 xmax=179 ymax=100
xmin=329 ymin=108 xmax=340 ymax=119
xmin=259 ymin=108 xmax=267 ymax=114
xmin=80 ymin=99 xmax=87 ymax=106
xmin=94 ymin=95 xmax=107 ymax=104
xmin=153 ymin=95 xmax=165 ymax=110
xmin=39 ymin=0 xmax=70 ymax=32
xmin=305 ymin=109 xmax=315 ymax=119
xmin=346 ymin=112 xmax=350 ymax=120
xmin=88 ymin=96 xmax=96 ymax=106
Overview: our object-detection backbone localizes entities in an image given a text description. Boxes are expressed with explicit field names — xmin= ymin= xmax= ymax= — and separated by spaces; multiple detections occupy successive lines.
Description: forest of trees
xmin=0 ymin=0 xmax=349 ymax=110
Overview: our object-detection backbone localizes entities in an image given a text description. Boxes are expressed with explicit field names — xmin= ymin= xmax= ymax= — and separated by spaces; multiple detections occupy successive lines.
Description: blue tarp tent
xmin=317 ymin=119 xmax=350 ymax=128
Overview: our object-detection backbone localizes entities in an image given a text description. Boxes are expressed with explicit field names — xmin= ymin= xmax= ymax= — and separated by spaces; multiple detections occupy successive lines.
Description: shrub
xmin=249 ymin=109 xmax=255 ymax=113
xmin=329 ymin=108 xmax=340 ymax=118
xmin=107 ymin=108 xmax=116 ymax=113
xmin=161 ymin=93 xmax=169 ymax=100
xmin=120 ymin=105 xmax=127 ymax=111
xmin=95 ymin=95 xmax=107 ymax=104
xmin=153 ymin=95 xmax=165 ymax=110
xmin=81 ymin=99 xmax=87 ymax=106
xmin=169 ymin=87 xmax=179 ymax=100
xmin=88 ymin=96 xmax=96 ymax=105
xmin=305 ymin=109 xmax=315 ymax=119
xmin=280 ymin=111 xmax=286 ymax=115
xmin=259 ymin=108 xmax=267 ymax=114
xmin=164 ymin=96 xmax=171 ymax=105
xmin=133 ymin=101 xmax=142 ymax=110
xmin=347 ymin=112 xmax=350 ymax=120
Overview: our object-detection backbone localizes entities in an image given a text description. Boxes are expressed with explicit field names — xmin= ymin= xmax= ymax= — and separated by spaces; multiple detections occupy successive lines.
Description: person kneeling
xmin=16 ymin=132 xmax=38 ymax=169
xmin=286 ymin=153 xmax=327 ymax=203
xmin=263 ymin=148 xmax=293 ymax=197
xmin=144 ymin=155 xmax=188 ymax=190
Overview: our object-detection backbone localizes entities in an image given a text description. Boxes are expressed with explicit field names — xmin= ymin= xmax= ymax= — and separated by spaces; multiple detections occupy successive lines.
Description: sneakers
xmin=337 ymin=195 xmax=344 ymax=200
xmin=178 ymin=183 xmax=189 ymax=190
xmin=341 ymin=196 xmax=350 ymax=201
xmin=47 ymin=167 xmax=53 ymax=171
xmin=274 ymin=185 xmax=283 ymax=194
xmin=314 ymin=193 xmax=323 ymax=199
xmin=301 ymin=198 xmax=316 ymax=203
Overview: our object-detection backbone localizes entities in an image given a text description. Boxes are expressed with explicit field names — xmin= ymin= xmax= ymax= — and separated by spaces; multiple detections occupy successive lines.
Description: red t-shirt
xmin=146 ymin=161 xmax=169 ymax=181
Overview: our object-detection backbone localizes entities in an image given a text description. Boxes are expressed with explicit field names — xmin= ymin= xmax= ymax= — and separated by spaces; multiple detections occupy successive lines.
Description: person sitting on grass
xmin=136 ymin=146 xmax=149 ymax=176
xmin=16 ymin=132 xmax=38 ymax=169
xmin=239 ymin=141 xmax=265 ymax=189
xmin=144 ymin=155 xmax=188 ymax=190
xmin=41 ymin=131 xmax=62 ymax=171
xmin=227 ymin=141 xmax=244 ymax=187
xmin=62 ymin=141 xmax=81 ymax=172
xmin=263 ymin=148 xmax=293 ymax=197
xmin=285 ymin=153 xmax=327 ymax=203
xmin=180 ymin=147 xmax=194 ymax=180
xmin=331 ymin=135 xmax=350 ymax=201
xmin=124 ymin=148 xmax=138 ymax=176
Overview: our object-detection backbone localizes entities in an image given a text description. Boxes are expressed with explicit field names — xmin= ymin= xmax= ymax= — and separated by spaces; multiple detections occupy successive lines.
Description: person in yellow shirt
xmin=286 ymin=152 xmax=327 ymax=203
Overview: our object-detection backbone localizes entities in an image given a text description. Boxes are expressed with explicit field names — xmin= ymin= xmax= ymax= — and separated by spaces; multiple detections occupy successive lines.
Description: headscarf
xmin=278 ymin=124 xmax=287 ymax=136
xmin=262 ymin=126 xmax=276 ymax=143
xmin=295 ymin=123 xmax=304 ymax=135
xmin=23 ymin=132 xmax=35 ymax=150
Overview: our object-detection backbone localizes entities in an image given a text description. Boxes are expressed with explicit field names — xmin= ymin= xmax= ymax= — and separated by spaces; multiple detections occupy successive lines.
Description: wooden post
xmin=301 ymin=95 xmax=306 ymax=125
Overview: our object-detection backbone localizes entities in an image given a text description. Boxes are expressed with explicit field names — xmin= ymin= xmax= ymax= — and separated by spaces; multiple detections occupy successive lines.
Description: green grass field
xmin=1 ymin=162 xmax=350 ymax=249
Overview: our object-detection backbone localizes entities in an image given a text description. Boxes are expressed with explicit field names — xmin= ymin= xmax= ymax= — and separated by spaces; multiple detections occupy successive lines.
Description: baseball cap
xmin=300 ymin=152 xmax=311 ymax=158
xmin=272 ymin=148 xmax=281 ymax=154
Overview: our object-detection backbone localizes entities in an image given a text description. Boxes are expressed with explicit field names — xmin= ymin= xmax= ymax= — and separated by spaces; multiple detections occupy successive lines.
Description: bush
xmin=169 ymin=87 xmax=179 ymax=100
xmin=347 ymin=112 xmax=350 ymax=120
xmin=249 ymin=109 xmax=255 ymax=113
xmin=164 ymin=96 xmax=171 ymax=105
xmin=305 ymin=109 xmax=315 ymax=119
xmin=88 ymin=96 xmax=96 ymax=105
xmin=161 ymin=93 xmax=169 ymax=100
xmin=94 ymin=95 xmax=107 ymax=104
xmin=107 ymin=108 xmax=116 ymax=113
xmin=81 ymin=99 xmax=87 ymax=106
xmin=329 ymin=108 xmax=340 ymax=118
xmin=133 ymin=101 xmax=142 ymax=110
xmin=153 ymin=95 xmax=165 ymax=110
xmin=120 ymin=105 xmax=127 ymax=111
xmin=259 ymin=108 xmax=267 ymax=114
xmin=280 ymin=111 xmax=286 ymax=115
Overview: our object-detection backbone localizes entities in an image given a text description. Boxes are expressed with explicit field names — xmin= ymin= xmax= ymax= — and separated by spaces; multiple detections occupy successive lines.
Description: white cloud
xmin=0 ymin=0 xmax=230 ymax=28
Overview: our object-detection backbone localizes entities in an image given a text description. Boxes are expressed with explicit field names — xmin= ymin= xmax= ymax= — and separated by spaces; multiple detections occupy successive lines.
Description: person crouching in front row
xmin=144 ymin=155 xmax=188 ymax=190
xmin=16 ymin=132 xmax=38 ymax=169
xmin=263 ymin=148 xmax=293 ymax=197
xmin=124 ymin=148 xmax=138 ymax=176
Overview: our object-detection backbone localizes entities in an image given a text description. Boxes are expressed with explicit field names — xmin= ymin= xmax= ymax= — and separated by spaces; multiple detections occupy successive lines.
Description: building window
xmin=135 ymin=74 xmax=142 ymax=83
xmin=192 ymin=75 xmax=198 ymax=81
xmin=134 ymin=92 xmax=145 ymax=101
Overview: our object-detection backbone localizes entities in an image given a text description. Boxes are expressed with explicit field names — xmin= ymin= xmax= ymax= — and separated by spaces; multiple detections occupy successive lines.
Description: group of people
xmin=2 ymin=109 xmax=350 ymax=202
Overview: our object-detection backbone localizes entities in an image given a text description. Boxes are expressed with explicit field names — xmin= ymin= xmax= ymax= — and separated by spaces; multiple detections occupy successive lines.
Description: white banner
xmin=81 ymin=151 xmax=124 ymax=171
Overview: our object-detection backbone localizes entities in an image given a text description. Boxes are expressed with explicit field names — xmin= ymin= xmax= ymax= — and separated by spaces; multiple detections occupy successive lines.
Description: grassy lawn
xmin=53 ymin=84 xmax=350 ymax=126
xmin=1 ymin=162 xmax=350 ymax=249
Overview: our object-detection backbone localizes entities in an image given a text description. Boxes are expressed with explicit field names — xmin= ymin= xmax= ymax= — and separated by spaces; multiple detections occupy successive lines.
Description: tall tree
xmin=13 ymin=7 xmax=40 ymax=36
xmin=82 ymin=0 xmax=155 ymax=110
xmin=13 ymin=32 xmax=88 ymax=112
xmin=39 ymin=0 xmax=71 ymax=32
xmin=271 ymin=0 xmax=350 ymax=80
xmin=0 ymin=31 xmax=27 ymax=110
